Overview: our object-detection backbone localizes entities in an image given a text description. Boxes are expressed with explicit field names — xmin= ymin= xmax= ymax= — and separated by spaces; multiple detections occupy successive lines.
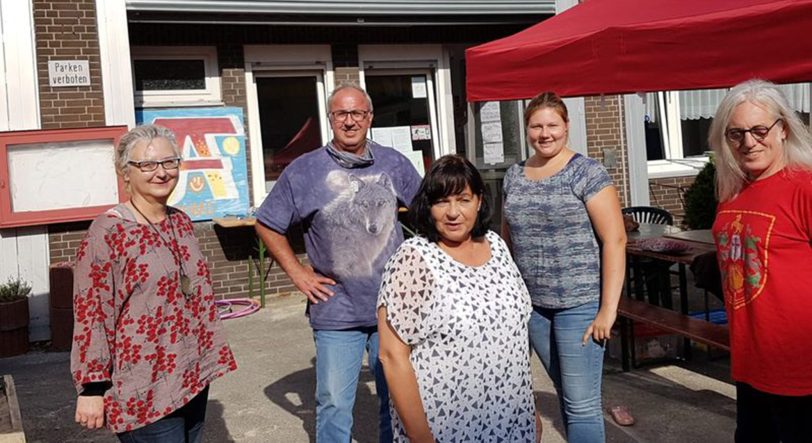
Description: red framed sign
xmin=0 ymin=126 xmax=128 ymax=228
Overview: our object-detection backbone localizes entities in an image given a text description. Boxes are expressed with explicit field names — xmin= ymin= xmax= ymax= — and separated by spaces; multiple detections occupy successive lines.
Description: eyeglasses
xmin=725 ymin=119 xmax=782 ymax=144
xmin=128 ymin=157 xmax=182 ymax=172
xmin=329 ymin=109 xmax=370 ymax=122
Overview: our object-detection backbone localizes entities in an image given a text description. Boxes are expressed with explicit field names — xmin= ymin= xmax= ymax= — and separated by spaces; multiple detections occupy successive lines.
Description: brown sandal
xmin=608 ymin=405 xmax=635 ymax=426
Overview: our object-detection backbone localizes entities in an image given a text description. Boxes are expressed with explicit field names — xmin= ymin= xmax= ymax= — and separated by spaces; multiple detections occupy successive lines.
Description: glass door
xmin=365 ymin=71 xmax=438 ymax=175
xmin=254 ymin=73 xmax=326 ymax=192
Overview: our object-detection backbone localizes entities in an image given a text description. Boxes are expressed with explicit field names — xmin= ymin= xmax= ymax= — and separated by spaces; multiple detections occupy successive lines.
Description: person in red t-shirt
xmin=710 ymin=79 xmax=812 ymax=443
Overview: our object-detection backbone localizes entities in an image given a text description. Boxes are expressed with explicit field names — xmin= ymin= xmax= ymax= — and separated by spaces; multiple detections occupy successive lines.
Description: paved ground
xmin=1 ymin=293 xmax=736 ymax=442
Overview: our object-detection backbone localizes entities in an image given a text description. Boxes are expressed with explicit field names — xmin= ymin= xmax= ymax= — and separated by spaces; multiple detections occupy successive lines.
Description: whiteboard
xmin=7 ymin=139 xmax=119 ymax=212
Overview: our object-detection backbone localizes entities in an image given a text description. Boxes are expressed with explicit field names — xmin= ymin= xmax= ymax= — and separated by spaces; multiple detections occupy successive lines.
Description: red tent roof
xmin=466 ymin=0 xmax=812 ymax=101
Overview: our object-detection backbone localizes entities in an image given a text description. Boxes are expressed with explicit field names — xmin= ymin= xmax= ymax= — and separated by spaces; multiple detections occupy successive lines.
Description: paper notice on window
xmin=404 ymin=150 xmax=426 ymax=177
xmin=411 ymin=124 xmax=431 ymax=141
xmin=484 ymin=142 xmax=505 ymax=165
xmin=481 ymin=122 xmax=503 ymax=144
xmin=372 ymin=126 xmax=413 ymax=152
xmin=480 ymin=101 xmax=501 ymax=122
xmin=391 ymin=126 xmax=413 ymax=152
xmin=370 ymin=127 xmax=391 ymax=146
xmin=411 ymin=76 xmax=427 ymax=98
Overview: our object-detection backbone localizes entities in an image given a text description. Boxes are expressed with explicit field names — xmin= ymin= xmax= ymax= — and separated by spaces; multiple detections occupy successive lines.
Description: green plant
xmin=683 ymin=160 xmax=718 ymax=229
xmin=0 ymin=276 xmax=32 ymax=303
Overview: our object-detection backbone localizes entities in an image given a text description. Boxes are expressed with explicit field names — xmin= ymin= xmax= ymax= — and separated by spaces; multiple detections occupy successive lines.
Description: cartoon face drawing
xmin=322 ymin=171 xmax=398 ymax=278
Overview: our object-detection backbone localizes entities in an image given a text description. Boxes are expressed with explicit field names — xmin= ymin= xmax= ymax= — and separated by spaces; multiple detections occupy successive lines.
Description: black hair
xmin=408 ymin=154 xmax=491 ymax=242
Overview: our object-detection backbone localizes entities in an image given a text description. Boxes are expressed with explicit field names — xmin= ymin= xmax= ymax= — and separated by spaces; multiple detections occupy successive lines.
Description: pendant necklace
xmin=130 ymin=199 xmax=192 ymax=298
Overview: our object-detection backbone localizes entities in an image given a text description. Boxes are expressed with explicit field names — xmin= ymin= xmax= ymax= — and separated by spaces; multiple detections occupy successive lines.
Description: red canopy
xmin=466 ymin=0 xmax=812 ymax=101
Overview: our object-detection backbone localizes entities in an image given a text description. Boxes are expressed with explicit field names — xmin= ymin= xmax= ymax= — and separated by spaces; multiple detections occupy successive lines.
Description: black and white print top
xmin=377 ymin=230 xmax=536 ymax=442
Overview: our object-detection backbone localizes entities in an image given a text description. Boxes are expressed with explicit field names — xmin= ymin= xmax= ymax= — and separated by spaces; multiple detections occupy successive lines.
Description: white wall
xmin=0 ymin=0 xmax=50 ymax=341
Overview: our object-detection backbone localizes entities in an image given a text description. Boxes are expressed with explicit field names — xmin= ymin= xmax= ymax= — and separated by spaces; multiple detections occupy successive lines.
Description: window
xmin=131 ymin=46 xmax=221 ymax=107
xmin=359 ymin=44 xmax=456 ymax=165
xmin=365 ymin=71 xmax=437 ymax=174
xmin=645 ymin=83 xmax=810 ymax=177
xmin=243 ymin=45 xmax=333 ymax=204
xmin=254 ymin=73 xmax=325 ymax=186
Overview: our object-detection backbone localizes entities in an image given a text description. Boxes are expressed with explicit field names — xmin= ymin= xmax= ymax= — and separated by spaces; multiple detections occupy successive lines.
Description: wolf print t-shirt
xmin=257 ymin=141 xmax=422 ymax=330
xmin=503 ymin=154 xmax=611 ymax=309
xmin=712 ymin=168 xmax=812 ymax=396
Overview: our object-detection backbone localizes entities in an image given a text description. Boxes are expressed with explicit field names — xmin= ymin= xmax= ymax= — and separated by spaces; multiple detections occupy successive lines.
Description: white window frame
xmin=645 ymin=91 xmax=710 ymax=179
xmin=131 ymin=46 xmax=222 ymax=107
xmin=244 ymin=45 xmax=333 ymax=205
xmin=358 ymin=44 xmax=455 ymax=160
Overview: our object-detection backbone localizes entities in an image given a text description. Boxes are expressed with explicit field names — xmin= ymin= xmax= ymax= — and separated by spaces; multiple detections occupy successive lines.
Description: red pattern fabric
xmin=713 ymin=169 xmax=812 ymax=396
xmin=71 ymin=204 xmax=237 ymax=432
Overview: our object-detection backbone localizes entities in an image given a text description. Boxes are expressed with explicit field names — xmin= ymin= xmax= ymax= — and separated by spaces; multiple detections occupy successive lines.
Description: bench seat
xmin=617 ymin=297 xmax=729 ymax=371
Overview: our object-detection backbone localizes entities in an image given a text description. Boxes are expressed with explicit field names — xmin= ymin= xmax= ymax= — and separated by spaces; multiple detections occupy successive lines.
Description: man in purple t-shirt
xmin=256 ymin=84 xmax=421 ymax=442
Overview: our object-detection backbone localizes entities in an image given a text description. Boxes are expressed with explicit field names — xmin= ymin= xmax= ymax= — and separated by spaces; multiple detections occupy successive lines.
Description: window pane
xmin=472 ymin=100 xmax=523 ymax=168
xmin=644 ymin=93 xmax=666 ymax=160
xmin=256 ymin=76 xmax=321 ymax=185
xmin=134 ymin=60 xmax=206 ymax=91
xmin=681 ymin=118 xmax=712 ymax=157
xmin=366 ymin=74 xmax=433 ymax=174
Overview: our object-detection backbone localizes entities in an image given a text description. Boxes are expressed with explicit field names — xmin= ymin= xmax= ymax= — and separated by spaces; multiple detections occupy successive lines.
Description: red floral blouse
xmin=70 ymin=204 xmax=237 ymax=433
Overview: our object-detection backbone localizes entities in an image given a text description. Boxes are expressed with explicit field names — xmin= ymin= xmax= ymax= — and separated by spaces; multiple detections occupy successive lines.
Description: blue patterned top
xmin=503 ymin=154 xmax=612 ymax=309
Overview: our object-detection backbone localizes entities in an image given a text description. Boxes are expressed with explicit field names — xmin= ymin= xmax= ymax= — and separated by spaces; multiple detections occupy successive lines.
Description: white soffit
xmin=125 ymin=0 xmax=555 ymax=15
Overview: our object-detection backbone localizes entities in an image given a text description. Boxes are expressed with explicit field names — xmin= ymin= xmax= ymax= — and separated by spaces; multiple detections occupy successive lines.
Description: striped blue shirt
xmin=503 ymin=154 xmax=611 ymax=309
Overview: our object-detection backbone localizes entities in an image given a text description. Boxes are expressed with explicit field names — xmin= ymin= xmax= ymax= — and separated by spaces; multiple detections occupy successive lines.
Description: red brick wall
xmin=34 ymin=0 xmax=105 ymax=129
xmin=584 ymin=95 xmax=630 ymax=206
xmin=334 ymin=67 xmax=360 ymax=85
xmin=48 ymin=222 xmax=91 ymax=266
xmin=648 ymin=175 xmax=696 ymax=227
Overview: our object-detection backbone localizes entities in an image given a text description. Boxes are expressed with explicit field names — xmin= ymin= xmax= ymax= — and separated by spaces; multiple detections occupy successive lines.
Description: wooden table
xmin=212 ymin=217 xmax=270 ymax=308
xmin=626 ymin=224 xmax=716 ymax=308
xmin=625 ymin=224 xmax=719 ymax=363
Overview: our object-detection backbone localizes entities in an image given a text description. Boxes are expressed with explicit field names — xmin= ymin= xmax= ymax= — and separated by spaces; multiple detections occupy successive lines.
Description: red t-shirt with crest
xmin=713 ymin=168 xmax=812 ymax=396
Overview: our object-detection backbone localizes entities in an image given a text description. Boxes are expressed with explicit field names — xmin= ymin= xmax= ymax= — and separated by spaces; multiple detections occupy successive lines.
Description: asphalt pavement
xmin=1 ymin=293 xmax=736 ymax=442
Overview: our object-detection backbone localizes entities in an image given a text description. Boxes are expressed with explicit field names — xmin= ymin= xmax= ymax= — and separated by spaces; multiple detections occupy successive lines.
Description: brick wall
xmin=48 ymin=221 xmax=91 ymax=265
xmin=34 ymin=0 xmax=105 ymax=129
xmin=334 ymin=68 xmax=361 ymax=85
xmin=584 ymin=95 xmax=630 ymax=206
xmin=648 ymin=175 xmax=696 ymax=227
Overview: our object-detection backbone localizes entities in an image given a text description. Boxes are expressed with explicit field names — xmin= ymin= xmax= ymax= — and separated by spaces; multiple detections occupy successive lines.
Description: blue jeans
xmin=735 ymin=382 xmax=812 ymax=443
xmin=117 ymin=386 xmax=209 ymax=443
xmin=528 ymin=301 xmax=605 ymax=443
xmin=313 ymin=327 xmax=392 ymax=443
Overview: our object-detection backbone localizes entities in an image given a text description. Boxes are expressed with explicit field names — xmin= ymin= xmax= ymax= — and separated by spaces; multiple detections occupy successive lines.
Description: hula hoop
xmin=215 ymin=298 xmax=260 ymax=320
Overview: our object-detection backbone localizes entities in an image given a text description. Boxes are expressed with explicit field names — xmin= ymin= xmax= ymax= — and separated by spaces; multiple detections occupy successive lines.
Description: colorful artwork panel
xmin=136 ymin=107 xmax=250 ymax=221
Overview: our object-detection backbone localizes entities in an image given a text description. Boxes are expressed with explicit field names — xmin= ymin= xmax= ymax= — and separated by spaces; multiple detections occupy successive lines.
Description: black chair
xmin=623 ymin=206 xmax=675 ymax=307
xmin=622 ymin=206 xmax=674 ymax=226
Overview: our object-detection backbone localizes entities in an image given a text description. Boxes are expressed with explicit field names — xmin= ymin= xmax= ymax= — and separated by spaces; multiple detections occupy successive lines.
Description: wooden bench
xmin=617 ymin=297 xmax=729 ymax=371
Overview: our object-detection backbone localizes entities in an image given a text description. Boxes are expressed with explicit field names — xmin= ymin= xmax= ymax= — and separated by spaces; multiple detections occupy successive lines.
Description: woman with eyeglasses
xmin=709 ymin=79 xmax=812 ymax=443
xmin=71 ymin=124 xmax=237 ymax=442
xmin=502 ymin=92 xmax=627 ymax=442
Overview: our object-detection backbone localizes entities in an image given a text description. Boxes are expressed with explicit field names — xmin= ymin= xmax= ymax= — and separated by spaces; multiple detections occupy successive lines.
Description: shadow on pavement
xmin=205 ymin=399 xmax=236 ymax=442
xmin=264 ymin=357 xmax=381 ymax=443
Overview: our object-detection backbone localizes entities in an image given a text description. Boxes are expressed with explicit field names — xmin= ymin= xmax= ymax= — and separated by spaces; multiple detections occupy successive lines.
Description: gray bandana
xmin=326 ymin=141 xmax=375 ymax=169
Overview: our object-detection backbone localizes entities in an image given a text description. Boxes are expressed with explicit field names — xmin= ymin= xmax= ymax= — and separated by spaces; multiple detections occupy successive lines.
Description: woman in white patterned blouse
xmin=377 ymin=154 xmax=539 ymax=442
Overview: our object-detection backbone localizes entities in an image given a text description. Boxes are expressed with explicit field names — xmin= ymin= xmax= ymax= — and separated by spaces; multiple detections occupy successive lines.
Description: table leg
xmin=679 ymin=263 xmax=692 ymax=360
xmin=258 ymin=238 xmax=266 ymax=308
xmin=620 ymin=317 xmax=632 ymax=372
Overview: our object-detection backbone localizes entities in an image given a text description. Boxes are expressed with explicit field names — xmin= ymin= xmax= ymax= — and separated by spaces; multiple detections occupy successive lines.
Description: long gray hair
xmin=115 ymin=124 xmax=181 ymax=175
xmin=709 ymin=79 xmax=812 ymax=202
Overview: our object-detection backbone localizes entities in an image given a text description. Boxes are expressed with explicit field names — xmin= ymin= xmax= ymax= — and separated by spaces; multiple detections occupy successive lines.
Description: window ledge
xmin=135 ymin=100 xmax=225 ymax=109
xmin=647 ymin=157 xmax=710 ymax=179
